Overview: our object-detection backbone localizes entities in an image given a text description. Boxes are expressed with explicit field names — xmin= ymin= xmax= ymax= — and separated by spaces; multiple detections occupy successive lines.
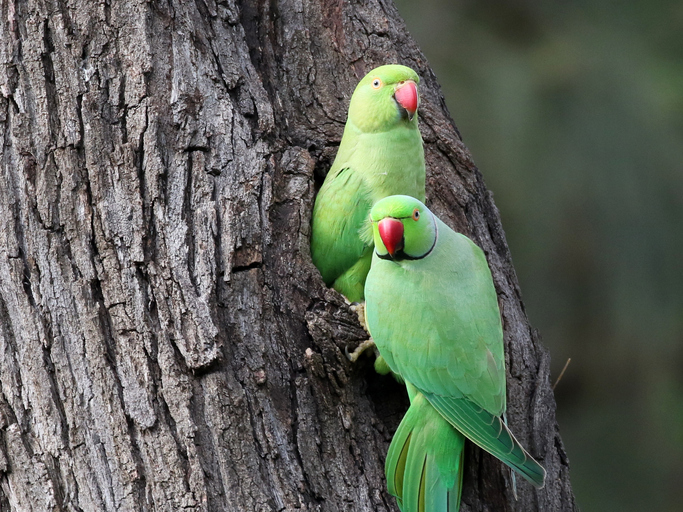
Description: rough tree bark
xmin=0 ymin=0 xmax=575 ymax=510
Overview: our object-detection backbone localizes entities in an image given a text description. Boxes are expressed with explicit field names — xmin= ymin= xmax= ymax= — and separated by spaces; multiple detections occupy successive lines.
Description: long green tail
xmin=386 ymin=391 xmax=465 ymax=512
xmin=425 ymin=393 xmax=546 ymax=488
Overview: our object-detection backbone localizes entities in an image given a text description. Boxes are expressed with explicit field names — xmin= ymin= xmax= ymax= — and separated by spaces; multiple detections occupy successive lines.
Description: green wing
xmin=385 ymin=386 xmax=465 ymax=512
xmin=310 ymin=163 xmax=373 ymax=302
xmin=425 ymin=392 xmax=546 ymax=488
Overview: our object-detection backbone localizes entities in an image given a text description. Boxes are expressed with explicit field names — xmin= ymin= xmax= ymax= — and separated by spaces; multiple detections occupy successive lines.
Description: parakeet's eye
xmin=371 ymin=78 xmax=382 ymax=89
xmin=412 ymin=208 xmax=420 ymax=221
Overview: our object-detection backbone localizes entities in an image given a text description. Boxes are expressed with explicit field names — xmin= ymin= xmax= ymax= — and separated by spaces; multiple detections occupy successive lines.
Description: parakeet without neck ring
xmin=310 ymin=65 xmax=425 ymax=303
xmin=365 ymin=195 xmax=546 ymax=512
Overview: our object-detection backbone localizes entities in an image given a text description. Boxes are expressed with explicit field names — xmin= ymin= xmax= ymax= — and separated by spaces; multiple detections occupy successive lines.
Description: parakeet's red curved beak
xmin=394 ymin=80 xmax=418 ymax=120
xmin=378 ymin=218 xmax=405 ymax=257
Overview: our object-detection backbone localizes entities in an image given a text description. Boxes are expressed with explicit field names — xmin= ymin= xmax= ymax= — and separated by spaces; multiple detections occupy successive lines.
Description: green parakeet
xmin=365 ymin=195 xmax=546 ymax=511
xmin=311 ymin=65 xmax=425 ymax=302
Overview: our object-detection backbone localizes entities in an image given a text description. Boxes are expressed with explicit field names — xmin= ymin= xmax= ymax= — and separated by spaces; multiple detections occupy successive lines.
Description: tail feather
xmin=386 ymin=429 xmax=411 ymax=501
xmin=425 ymin=393 xmax=546 ymax=488
xmin=424 ymin=452 xmax=464 ymax=512
xmin=385 ymin=392 xmax=465 ymax=512
xmin=403 ymin=450 xmax=427 ymax=512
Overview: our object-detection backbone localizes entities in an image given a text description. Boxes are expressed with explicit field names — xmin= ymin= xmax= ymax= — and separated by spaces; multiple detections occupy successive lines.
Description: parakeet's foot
xmin=345 ymin=338 xmax=375 ymax=362
xmin=349 ymin=301 xmax=369 ymax=334
xmin=345 ymin=338 xmax=403 ymax=381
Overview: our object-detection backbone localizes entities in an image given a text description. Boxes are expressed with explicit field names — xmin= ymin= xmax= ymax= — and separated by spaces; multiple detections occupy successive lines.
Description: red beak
xmin=394 ymin=80 xmax=418 ymax=119
xmin=378 ymin=218 xmax=404 ymax=257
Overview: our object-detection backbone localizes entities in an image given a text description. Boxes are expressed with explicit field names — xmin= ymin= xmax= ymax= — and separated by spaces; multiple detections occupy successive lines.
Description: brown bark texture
xmin=0 ymin=0 xmax=575 ymax=510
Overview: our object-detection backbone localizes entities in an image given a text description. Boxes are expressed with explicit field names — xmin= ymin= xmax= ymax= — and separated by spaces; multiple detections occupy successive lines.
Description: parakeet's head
xmin=347 ymin=65 xmax=420 ymax=133
xmin=370 ymin=195 xmax=437 ymax=261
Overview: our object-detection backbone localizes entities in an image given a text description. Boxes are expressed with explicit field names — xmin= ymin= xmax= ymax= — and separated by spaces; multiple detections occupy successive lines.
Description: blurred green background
xmin=394 ymin=0 xmax=683 ymax=510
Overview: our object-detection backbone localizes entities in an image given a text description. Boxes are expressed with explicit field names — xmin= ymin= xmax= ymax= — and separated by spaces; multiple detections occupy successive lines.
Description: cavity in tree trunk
xmin=0 ymin=0 xmax=575 ymax=510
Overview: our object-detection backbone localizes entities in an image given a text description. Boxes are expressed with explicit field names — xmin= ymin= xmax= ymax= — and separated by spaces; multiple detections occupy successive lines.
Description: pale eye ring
xmin=371 ymin=78 xmax=382 ymax=89
xmin=412 ymin=208 xmax=420 ymax=221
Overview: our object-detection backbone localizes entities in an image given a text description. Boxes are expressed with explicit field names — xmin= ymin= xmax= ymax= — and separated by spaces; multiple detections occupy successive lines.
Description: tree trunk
xmin=0 ymin=0 xmax=575 ymax=510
